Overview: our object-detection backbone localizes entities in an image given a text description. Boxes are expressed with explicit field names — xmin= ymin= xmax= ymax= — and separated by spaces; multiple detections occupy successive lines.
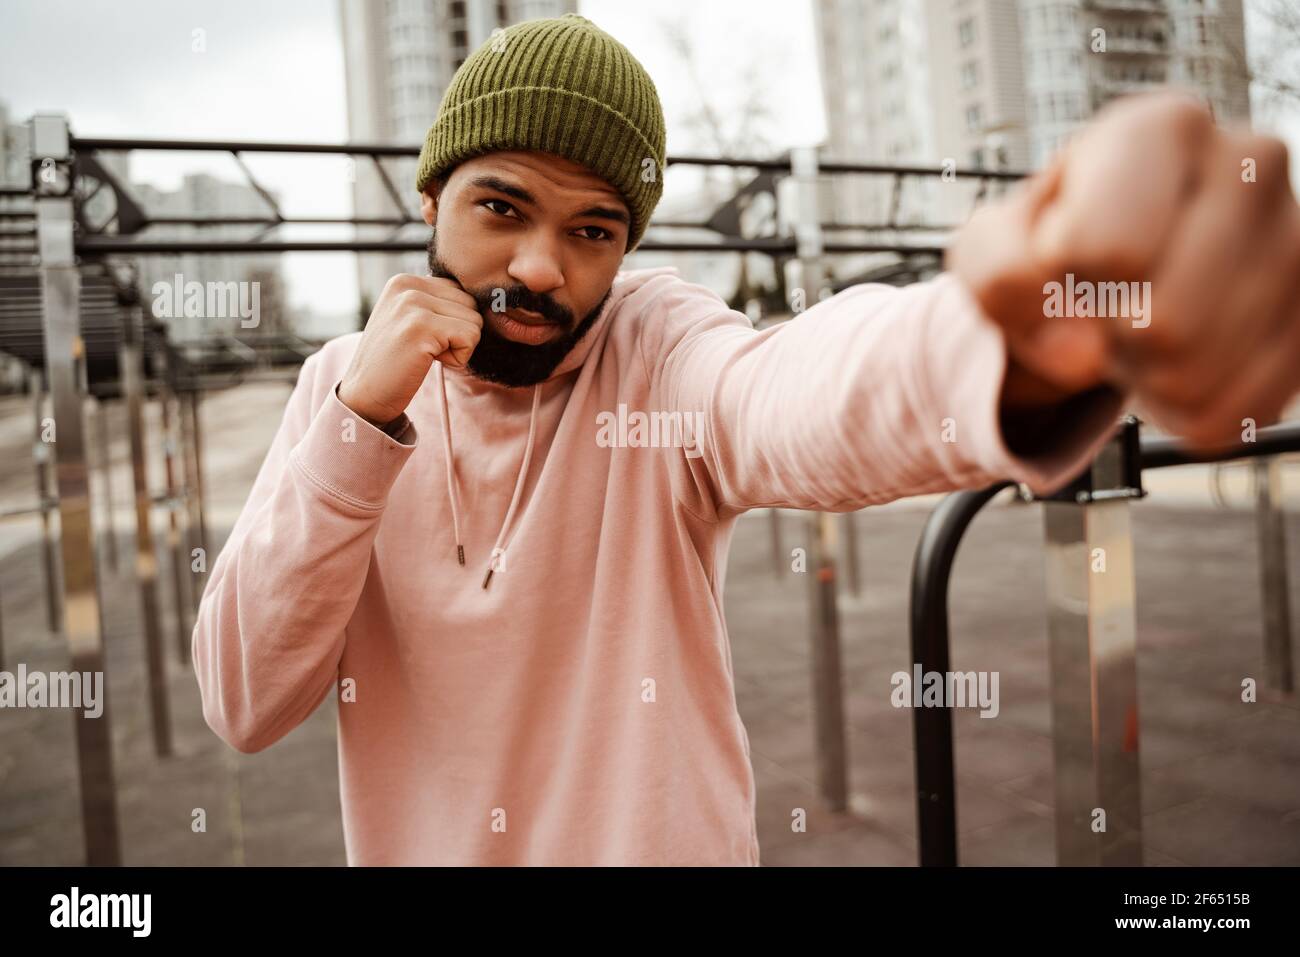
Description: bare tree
xmin=1233 ymin=0 xmax=1300 ymax=109
xmin=657 ymin=17 xmax=779 ymax=310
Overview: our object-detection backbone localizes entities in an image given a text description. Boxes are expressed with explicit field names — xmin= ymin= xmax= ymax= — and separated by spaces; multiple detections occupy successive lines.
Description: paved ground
xmin=1 ymin=386 xmax=1298 ymax=866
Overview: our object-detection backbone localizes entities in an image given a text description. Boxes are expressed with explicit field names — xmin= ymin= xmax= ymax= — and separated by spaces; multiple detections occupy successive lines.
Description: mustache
xmin=423 ymin=235 xmax=572 ymax=328
xmin=479 ymin=287 xmax=573 ymax=328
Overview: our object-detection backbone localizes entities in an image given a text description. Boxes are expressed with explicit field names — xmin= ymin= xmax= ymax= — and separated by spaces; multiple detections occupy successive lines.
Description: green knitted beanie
xmin=414 ymin=13 xmax=666 ymax=253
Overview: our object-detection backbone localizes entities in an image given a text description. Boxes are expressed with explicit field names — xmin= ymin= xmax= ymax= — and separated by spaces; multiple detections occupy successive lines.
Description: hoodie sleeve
xmin=638 ymin=271 xmax=1126 ymax=519
xmin=191 ymin=347 xmax=418 ymax=753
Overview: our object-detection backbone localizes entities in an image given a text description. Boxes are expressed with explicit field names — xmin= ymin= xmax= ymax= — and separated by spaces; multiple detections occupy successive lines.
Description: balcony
xmin=1104 ymin=35 xmax=1169 ymax=56
xmin=1082 ymin=0 xmax=1168 ymax=15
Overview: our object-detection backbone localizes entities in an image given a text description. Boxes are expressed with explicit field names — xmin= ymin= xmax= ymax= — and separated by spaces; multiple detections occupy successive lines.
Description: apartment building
xmin=340 ymin=0 xmax=577 ymax=310
xmin=813 ymin=0 xmax=1250 ymax=228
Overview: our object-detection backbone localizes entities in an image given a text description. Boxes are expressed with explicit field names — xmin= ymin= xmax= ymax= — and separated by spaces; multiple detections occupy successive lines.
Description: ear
xmin=420 ymin=187 xmax=437 ymax=226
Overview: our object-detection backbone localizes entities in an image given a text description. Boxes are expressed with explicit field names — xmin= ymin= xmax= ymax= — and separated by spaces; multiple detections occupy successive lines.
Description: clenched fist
xmin=950 ymin=91 xmax=1300 ymax=451
xmin=337 ymin=273 xmax=483 ymax=428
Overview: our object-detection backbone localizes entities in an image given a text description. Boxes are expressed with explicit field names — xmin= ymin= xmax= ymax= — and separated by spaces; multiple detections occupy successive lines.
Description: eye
xmin=481 ymin=198 xmax=518 ymax=218
xmin=575 ymin=225 xmax=613 ymax=242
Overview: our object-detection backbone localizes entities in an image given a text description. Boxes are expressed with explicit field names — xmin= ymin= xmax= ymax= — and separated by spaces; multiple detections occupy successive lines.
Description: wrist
xmin=335 ymin=381 xmax=392 ymax=430
xmin=379 ymin=413 xmax=410 ymax=439
xmin=999 ymin=354 xmax=1097 ymax=455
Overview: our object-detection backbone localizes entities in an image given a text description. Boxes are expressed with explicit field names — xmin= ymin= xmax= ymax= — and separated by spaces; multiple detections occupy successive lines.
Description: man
xmin=192 ymin=13 xmax=1300 ymax=865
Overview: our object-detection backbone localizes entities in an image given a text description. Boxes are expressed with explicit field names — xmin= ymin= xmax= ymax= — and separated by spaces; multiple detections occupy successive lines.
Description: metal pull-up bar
xmin=909 ymin=418 xmax=1300 ymax=867
xmin=12 ymin=112 xmax=1028 ymax=865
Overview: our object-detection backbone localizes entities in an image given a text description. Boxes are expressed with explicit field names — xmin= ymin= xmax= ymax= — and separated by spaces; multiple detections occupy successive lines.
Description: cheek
xmin=436 ymin=216 xmax=509 ymax=275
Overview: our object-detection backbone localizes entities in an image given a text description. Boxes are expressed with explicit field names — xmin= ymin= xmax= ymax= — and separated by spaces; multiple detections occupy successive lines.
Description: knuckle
xmin=383 ymin=273 xmax=412 ymax=294
xmin=1147 ymin=368 xmax=1200 ymax=408
xmin=1139 ymin=310 xmax=1190 ymax=357
xmin=1156 ymin=95 xmax=1214 ymax=143
xmin=1253 ymin=135 xmax=1290 ymax=174
xmin=1255 ymin=136 xmax=1292 ymax=196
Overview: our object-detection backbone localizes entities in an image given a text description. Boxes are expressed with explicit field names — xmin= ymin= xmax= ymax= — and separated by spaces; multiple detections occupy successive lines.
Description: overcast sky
xmin=0 ymin=0 xmax=824 ymax=324
xmin=0 ymin=0 xmax=1294 ymax=325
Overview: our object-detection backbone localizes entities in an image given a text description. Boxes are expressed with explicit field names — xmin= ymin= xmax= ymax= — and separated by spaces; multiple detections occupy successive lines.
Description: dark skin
xmin=419 ymin=150 xmax=629 ymax=345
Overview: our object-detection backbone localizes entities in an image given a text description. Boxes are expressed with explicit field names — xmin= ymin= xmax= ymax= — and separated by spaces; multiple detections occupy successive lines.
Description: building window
xmin=965 ymin=103 xmax=982 ymax=131
xmin=960 ymin=61 xmax=978 ymax=89
xmin=958 ymin=17 xmax=976 ymax=47
xmin=1193 ymin=15 xmax=1207 ymax=46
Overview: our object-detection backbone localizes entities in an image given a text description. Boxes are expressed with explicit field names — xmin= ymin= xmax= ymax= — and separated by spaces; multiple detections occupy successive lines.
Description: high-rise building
xmin=813 ymin=0 xmax=1251 ymax=233
xmin=132 ymin=173 xmax=287 ymax=343
xmin=928 ymin=0 xmax=1033 ymax=174
xmin=0 ymin=101 xmax=32 ymax=189
xmin=1019 ymin=0 xmax=1250 ymax=167
xmin=340 ymin=0 xmax=578 ymax=313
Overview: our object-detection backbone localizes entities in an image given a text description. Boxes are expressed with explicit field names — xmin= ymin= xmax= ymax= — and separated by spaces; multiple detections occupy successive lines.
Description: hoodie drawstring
xmin=435 ymin=362 xmax=541 ymax=589
xmin=434 ymin=362 xmax=466 ymax=566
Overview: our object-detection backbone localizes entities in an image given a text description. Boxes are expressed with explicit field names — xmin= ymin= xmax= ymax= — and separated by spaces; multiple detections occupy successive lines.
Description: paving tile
xmin=1143 ymin=797 xmax=1300 ymax=866
xmin=760 ymin=820 xmax=916 ymax=867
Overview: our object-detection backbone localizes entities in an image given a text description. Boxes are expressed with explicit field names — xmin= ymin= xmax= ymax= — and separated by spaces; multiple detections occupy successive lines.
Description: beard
xmin=425 ymin=229 xmax=611 ymax=387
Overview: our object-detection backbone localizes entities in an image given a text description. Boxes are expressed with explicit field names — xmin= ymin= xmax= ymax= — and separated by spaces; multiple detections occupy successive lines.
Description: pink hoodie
xmin=191 ymin=265 xmax=1123 ymax=865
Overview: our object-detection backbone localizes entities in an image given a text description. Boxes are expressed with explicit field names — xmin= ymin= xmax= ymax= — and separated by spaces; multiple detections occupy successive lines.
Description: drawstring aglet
xmin=456 ymin=545 xmax=465 ymax=566
xmin=481 ymin=567 xmax=494 ymax=589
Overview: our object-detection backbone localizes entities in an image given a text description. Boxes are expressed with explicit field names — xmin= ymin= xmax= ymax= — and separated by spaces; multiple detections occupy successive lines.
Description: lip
xmin=489 ymin=308 xmax=564 ymax=345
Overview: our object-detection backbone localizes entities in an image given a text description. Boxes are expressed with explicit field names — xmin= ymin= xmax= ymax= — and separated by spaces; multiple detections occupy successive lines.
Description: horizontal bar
xmin=75 ymin=236 xmax=949 ymax=255
xmin=90 ymin=215 xmax=945 ymax=232
xmin=143 ymin=215 xmax=418 ymax=227
xmin=1141 ymin=422 xmax=1300 ymax=470
xmin=67 ymin=136 xmax=1029 ymax=180
xmin=70 ymin=136 xmax=420 ymax=157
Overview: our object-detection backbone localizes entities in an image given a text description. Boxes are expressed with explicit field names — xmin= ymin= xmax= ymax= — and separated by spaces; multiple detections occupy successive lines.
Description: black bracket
xmin=1033 ymin=414 xmax=1146 ymax=504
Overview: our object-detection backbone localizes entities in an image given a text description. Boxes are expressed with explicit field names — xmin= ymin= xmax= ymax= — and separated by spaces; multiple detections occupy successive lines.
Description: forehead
xmin=452 ymin=151 xmax=626 ymax=209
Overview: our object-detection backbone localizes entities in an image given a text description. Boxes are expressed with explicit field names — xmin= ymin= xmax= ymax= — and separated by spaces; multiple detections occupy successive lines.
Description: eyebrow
xmin=469 ymin=175 xmax=629 ymax=228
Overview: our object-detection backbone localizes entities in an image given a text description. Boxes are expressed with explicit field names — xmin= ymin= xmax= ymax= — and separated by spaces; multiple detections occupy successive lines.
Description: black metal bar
xmin=886 ymin=174 xmax=903 ymax=230
xmin=74 ymin=236 xmax=949 ymax=255
xmin=669 ymin=154 xmax=1027 ymax=180
xmin=70 ymin=136 xmax=422 ymax=156
xmin=67 ymin=213 xmax=945 ymax=232
xmin=910 ymin=482 xmax=1014 ymax=867
xmin=370 ymin=154 xmax=412 ymax=222
xmin=68 ymin=135 xmax=1029 ymax=179
xmin=143 ymin=214 xmax=413 ymax=226
xmin=1141 ymin=422 xmax=1300 ymax=470
xmin=909 ymin=419 xmax=1300 ymax=867
xmin=229 ymin=152 xmax=283 ymax=222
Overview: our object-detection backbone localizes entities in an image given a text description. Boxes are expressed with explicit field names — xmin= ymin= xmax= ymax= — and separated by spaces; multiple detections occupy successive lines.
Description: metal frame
xmin=910 ymin=419 xmax=1300 ymax=866
xmin=63 ymin=133 xmax=1022 ymax=258
xmin=8 ymin=116 xmax=1028 ymax=863
xmin=18 ymin=118 xmax=1291 ymax=869
xmin=32 ymin=114 xmax=122 ymax=865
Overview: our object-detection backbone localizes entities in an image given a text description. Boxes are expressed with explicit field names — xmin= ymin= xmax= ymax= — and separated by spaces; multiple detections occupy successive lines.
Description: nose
xmin=506 ymin=235 xmax=565 ymax=303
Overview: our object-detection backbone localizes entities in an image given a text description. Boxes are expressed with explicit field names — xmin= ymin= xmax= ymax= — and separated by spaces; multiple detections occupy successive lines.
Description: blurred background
xmin=0 ymin=0 xmax=1298 ymax=867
